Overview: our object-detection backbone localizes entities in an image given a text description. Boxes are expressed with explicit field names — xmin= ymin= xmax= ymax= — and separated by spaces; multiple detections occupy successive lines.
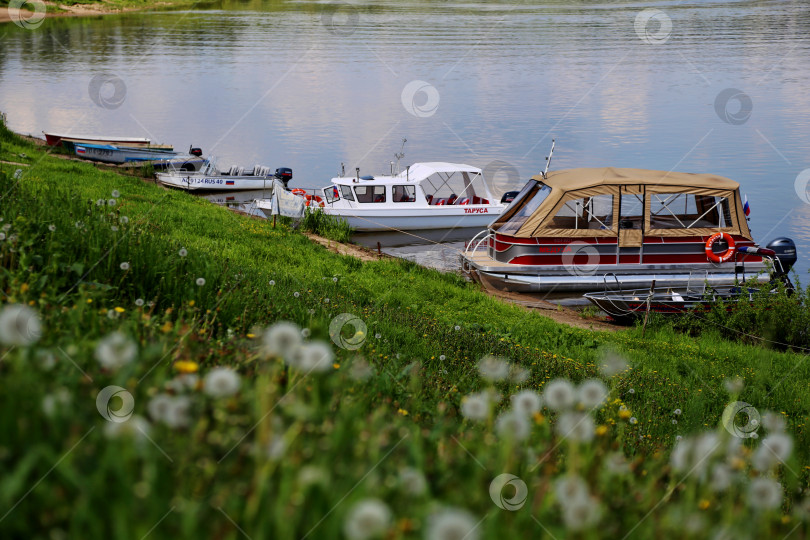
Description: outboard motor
xmin=766 ymin=237 xmax=797 ymax=276
xmin=275 ymin=167 xmax=293 ymax=189
xmin=189 ymin=147 xmax=203 ymax=157
xmin=501 ymin=190 xmax=520 ymax=204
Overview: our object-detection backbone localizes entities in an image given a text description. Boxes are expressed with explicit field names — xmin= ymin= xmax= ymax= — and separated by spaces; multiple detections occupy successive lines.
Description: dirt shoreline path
xmin=0 ymin=1 xmax=173 ymax=25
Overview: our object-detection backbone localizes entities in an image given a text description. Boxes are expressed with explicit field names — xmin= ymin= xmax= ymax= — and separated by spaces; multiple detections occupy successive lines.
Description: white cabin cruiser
xmin=306 ymin=162 xmax=507 ymax=232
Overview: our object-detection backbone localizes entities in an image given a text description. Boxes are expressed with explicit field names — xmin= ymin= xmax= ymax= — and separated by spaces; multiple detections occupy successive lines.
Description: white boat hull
xmin=156 ymin=173 xmax=277 ymax=191
xmin=321 ymin=206 xmax=500 ymax=231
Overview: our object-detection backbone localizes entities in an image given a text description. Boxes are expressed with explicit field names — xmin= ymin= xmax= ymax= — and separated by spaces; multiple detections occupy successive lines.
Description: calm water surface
xmin=2 ymin=0 xmax=810 ymax=273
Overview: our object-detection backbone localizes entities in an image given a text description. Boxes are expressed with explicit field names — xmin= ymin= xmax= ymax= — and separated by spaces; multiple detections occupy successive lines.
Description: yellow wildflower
xmin=595 ymin=425 xmax=608 ymax=436
xmin=114 ymin=307 xmax=125 ymax=313
xmin=20 ymin=283 xmax=29 ymax=293
xmin=174 ymin=360 xmax=199 ymax=374
xmin=619 ymin=409 xmax=632 ymax=420
xmin=397 ymin=408 xmax=409 ymax=416
xmin=698 ymin=500 xmax=710 ymax=510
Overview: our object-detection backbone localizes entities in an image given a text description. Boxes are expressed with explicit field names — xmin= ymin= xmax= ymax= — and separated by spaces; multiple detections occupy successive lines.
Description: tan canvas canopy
xmin=497 ymin=167 xmax=752 ymax=240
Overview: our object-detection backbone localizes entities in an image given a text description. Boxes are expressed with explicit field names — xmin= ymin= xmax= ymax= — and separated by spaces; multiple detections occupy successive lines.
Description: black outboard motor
xmin=766 ymin=237 xmax=797 ymax=277
xmin=501 ymin=190 xmax=520 ymax=204
xmin=189 ymin=147 xmax=203 ymax=157
xmin=275 ymin=167 xmax=293 ymax=189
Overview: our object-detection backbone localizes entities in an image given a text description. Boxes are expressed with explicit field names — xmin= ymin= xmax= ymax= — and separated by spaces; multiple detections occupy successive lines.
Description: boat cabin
xmin=489 ymin=167 xmax=757 ymax=266
xmin=320 ymin=162 xmax=495 ymax=208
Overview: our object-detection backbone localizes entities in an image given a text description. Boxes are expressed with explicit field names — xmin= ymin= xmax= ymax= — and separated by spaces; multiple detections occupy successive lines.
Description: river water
xmin=2 ymin=0 xmax=810 ymax=275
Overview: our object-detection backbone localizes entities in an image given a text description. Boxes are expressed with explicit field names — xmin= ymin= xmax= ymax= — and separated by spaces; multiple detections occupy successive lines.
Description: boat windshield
xmin=495 ymin=181 xmax=551 ymax=234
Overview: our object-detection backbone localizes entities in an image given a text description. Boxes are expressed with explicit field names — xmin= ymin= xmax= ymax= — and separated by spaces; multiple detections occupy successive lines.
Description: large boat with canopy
xmin=461 ymin=167 xmax=797 ymax=293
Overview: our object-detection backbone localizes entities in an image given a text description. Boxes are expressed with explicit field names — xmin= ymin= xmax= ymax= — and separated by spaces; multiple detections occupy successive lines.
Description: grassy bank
xmin=2 ymin=122 xmax=810 ymax=538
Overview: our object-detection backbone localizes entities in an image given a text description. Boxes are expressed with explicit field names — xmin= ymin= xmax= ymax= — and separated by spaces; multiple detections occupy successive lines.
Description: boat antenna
xmin=542 ymin=138 xmax=555 ymax=180
xmin=341 ymin=162 xmax=345 ymax=177
xmin=394 ymin=138 xmax=407 ymax=174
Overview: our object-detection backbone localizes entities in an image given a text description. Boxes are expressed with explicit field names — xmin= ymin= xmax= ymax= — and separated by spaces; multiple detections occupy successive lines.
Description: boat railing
xmin=461 ymin=229 xmax=491 ymax=273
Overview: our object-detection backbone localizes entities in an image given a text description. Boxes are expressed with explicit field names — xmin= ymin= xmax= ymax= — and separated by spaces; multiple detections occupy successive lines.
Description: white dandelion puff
xmin=398 ymin=467 xmax=427 ymax=496
xmin=556 ymin=412 xmax=595 ymax=443
xmin=349 ymin=359 xmax=375 ymax=381
xmin=562 ymin=496 xmax=602 ymax=531
xmin=107 ymin=199 xmax=117 ymax=206
xmin=710 ymin=463 xmax=733 ymax=492
xmin=203 ymin=367 xmax=241 ymax=398
xmin=135 ymin=298 xmax=144 ymax=307
xmin=120 ymin=262 xmax=130 ymax=270
xmin=112 ymin=190 xmax=120 ymax=198
xmin=0 ymin=304 xmax=43 ymax=346
xmin=195 ymin=277 xmax=206 ymax=286
xmin=260 ymin=321 xmax=302 ymax=359
xmin=495 ymin=410 xmax=531 ymax=441
xmin=269 ymin=280 xmax=275 ymax=286
xmin=753 ymin=433 xmax=793 ymax=471
xmin=103 ymin=415 xmax=151 ymax=445
xmin=597 ymin=348 xmax=630 ymax=376
xmin=178 ymin=248 xmax=188 ymax=257
xmin=577 ymin=379 xmax=608 ymax=409
xmin=511 ymin=390 xmax=542 ymax=417
xmin=343 ymin=499 xmax=392 ymax=540
xmin=425 ymin=508 xmax=479 ymax=540
xmin=554 ymin=475 xmax=589 ymax=505
xmin=460 ymin=392 xmax=491 ymax=422
xmin=747 ymin=477 xmax=783 ymax=510
xmin=147 ymin=394 xmax=173 ymax=423
xmin=95 ymin=331 xmax=137 ymax=370
xmin=509 ymin=365 xmax=531 ymax=383
xmin=761 ymin=411 xmax=786 ymax=433
xmin=724 ymin=377 xmax=744 ymax=394
xmin=477 ymin=355 xmax=510 ymax=381
xmin=674 ymin=408 xmax=682 ymax=415
xmin=296 ymin=341 xmax=334 ymax=373
xmin=48 ymin=224 xmax=56 ymax=232
xmin=543 ymin=379 xmax=576 ymax=411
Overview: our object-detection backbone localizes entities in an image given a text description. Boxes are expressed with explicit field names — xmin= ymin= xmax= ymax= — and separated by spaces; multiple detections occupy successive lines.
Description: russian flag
xmin=743 ymin=194 xmax=750 ymax=217
xmin=76 ymin=146 xmax=86 ymax=154
xmin=226 ymin=180 xmax=235 ymax=185
xmin=333 ymin=186 xmax=339 ymax=198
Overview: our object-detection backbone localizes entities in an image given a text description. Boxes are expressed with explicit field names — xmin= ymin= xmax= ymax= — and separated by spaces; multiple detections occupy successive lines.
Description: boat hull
xmin=322 ymin=206 xmax=500 ymax=231
xmin=583 ymin=286 xmax=760 ymax=320
xmin=44 ymin=132 xmax=151 ymax=147
xmin=75 ymin=144 xmax=178 ymax=164
xmin=156 ymin=172 xmax=277 ymax=191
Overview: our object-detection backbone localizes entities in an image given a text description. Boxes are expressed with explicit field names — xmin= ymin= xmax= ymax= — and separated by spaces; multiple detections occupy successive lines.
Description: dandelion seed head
xmin=48 ymin=224 xmax=56 ymax=231
xmin=748 ymin=477 xmax=782 ymax=510
xmin=543 ymin=379 xmax=576 ymax=411
xmin=554 ymin=475 xmax=589 ymax=505
xmin=460 ymin=392 xmax=490 ymax=422
xmin=495 ymin=410 xmax=531 ymax=441
xmin=103 ymin=415 xmax=151 ymax=444
xmin=454 ymin=325 xmax=460 ymax=331
xmin=477 ymin=355 xmax=510 ymax=381
xmin=762 ymin=411 xmax=786 ymax=433
xmin=577 ymin=379 xmax=608 ymax=409
xmin=398 ymin=467 xmax=427 ymax=496
xmin=426 ymin=508 xmax=479 ymax=540
xmin=120 ymin=216 xmax=129 ymax=224
xmin=511 ymin=390 xmax=542 ymax=417
xmin=439 ymin=355 xmax=446 ymax=361
xmin=597 ymin=348 xmax=630 ymax=376
xmin=135 ymin=298 xmax=144 ymax=307
xmin=0 ymin=304 xmax=43 ymax=346
xmin=753 ymin=433 xmax=793 ymax=471
xmin=120 ymin=262 xmax=130 ymax=270
xmin=296 ymin=341 xmax=334 ymax=373
xmin=293 ymin=292 xmax=300 ymax=298
xmin=556 ymin=412 xmax=595 ymax=443
xmin=343 ymin=499 xmax=392 ymax=540
xmin=724 ymin=377 xmax=744 ymax=394
xmin=269 ymin=280 xmax=275 ymax=286
xmin=203 ymin=367 xmax=241 ymax=398
xmin=108 ymin=199 xmax=117 ymax=206
xmin=95 ymin=331 xmax=137 ymax=370
xmin=261 ymin=321 xmax=302 ymax=359
xmin=178 ymin=248 xmax=188 ymax=257
xmin=196 ymin=277 xmax=206 ymax=286
xmin=112 ymin=190 xmax=120 ymax=198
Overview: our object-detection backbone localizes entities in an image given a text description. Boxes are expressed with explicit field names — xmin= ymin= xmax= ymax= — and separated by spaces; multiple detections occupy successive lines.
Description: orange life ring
xmin=705 ymin=232 xmax=736 ymax=263
xmin=304 ymin=194 xmax=325 ymax=208
xmin=290 ymin=188 xmax=307 ymax=197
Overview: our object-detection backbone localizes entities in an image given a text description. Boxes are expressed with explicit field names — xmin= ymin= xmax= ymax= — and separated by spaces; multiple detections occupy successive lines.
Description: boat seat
xmin=448 ymin=194 xmax=458 ymax=205
xmin=435 ymin=198 xmax=447 ymax=206
xmin=471 ymin=196 xmax=489 ymax=205
xmin=458 ymin=197 xmax=470 ymax=205
xmin=426 ymin=195 xmax=434 ymax=205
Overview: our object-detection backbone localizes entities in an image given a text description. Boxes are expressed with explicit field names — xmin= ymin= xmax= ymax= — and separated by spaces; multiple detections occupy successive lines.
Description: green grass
xmin=1 ymin=120 xmax=810 ymax=538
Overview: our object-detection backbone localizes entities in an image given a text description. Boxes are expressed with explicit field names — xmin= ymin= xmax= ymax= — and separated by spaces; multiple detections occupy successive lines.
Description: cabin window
xmin=340 ymin=185 xmax=355 ymax=201
xmin=393 ymin=185 xmax=416 ymax=203
xmin=619 ymin=194 xmax=644 ymax=229
xmin=497 ymin=183 xmax=552 ymax=234
xmin=323 ymin=185 xmax=340 ymax=203
xmin=650 ymin=193 xmax=732 ymax=229
xmin=354 ymin=185 xmax=386 ymax=203
xmin=548 ymin=194 xmax=614 ymax=230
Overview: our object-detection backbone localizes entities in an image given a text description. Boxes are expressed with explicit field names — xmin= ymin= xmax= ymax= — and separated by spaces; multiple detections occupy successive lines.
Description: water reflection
xmin=2 ymin=0 xmax=810 ymax=274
